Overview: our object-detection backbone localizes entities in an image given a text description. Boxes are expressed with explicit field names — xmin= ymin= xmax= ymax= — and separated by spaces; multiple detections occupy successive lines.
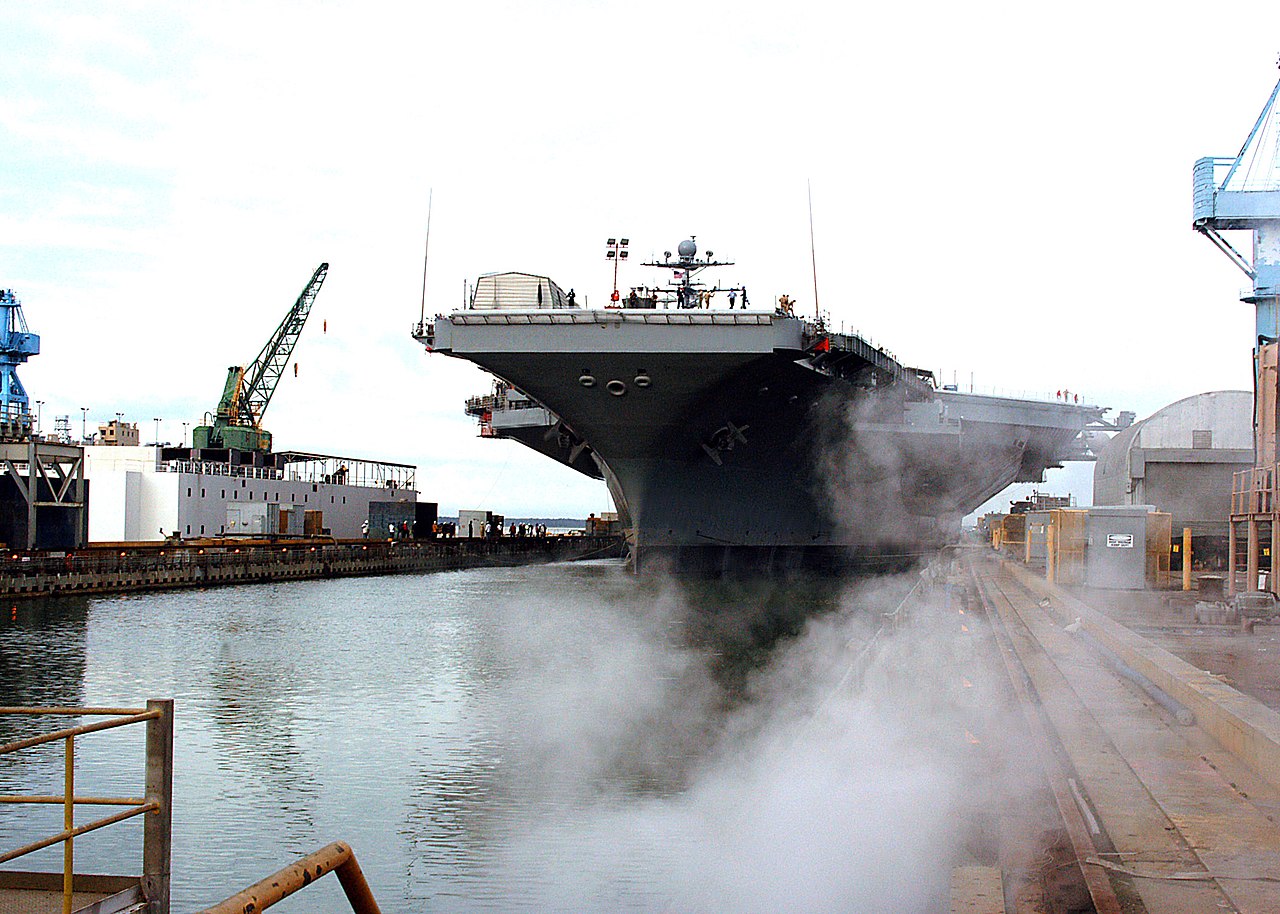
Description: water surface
xmin=0 ymin=560 xmax=1004 ymax=913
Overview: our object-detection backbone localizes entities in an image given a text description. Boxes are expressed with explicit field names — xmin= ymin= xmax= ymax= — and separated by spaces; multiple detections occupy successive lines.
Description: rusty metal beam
xmin=197 ymin=841 xmax=381 ymax=914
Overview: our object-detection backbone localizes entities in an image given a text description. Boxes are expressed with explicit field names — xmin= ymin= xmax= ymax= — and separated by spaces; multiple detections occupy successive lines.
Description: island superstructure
xmin=417 ymin=239 xmax=1103 ymax=573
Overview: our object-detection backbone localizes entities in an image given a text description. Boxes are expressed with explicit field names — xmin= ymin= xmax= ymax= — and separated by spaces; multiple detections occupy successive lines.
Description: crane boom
xmin=193 ymin=263 xmax=328 ymax=454
xmin=239 ymin=262 xmax=328 ymax=426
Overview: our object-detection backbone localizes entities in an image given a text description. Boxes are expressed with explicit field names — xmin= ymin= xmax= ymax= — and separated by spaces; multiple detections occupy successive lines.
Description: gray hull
xmin=427 ymin=308 xmax=1094 ymax=573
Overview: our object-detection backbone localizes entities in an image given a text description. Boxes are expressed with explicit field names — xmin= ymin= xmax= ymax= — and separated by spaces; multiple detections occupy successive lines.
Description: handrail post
xmin=143 ymin=699 xmax=174 ymax=914
xmin=335 ymin=852 xmax=382 ymax=914
xmin=63 ymin=734 xmax=74 ymax=914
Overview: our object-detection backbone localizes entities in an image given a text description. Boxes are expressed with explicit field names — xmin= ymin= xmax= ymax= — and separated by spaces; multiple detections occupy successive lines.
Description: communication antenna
xmin=419 ymin=189 xmax=434 ymax=327
xmin=808 ymin=179 xmax=821 ymax=320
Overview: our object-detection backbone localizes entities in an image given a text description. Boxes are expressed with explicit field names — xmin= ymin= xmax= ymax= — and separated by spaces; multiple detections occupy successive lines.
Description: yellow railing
xmin=0 ymin=700 xmax=173 ymax=914
xmin=197 ymin=840 xmax=381 ymax=914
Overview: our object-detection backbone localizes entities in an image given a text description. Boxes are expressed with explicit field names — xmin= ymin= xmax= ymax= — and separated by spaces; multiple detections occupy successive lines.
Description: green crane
xmin=193 ymin=263 xmax=328 ymax=453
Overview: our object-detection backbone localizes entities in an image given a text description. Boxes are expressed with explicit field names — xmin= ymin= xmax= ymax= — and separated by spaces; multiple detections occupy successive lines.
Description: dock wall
xmin=0 ymin=536 xmax=623 ymax=599
xmin=1005 ymin=559 xmax=1280 ymax=796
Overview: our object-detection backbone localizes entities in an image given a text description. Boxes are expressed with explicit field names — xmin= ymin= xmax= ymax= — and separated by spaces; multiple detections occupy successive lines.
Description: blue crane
xmin=1193 ymin=75 xmax=1280 ymax=344
xmin=193 ymin=263 xmax=328 ymax=453
xmin=0 ymin=288 xmax=41 ymax=441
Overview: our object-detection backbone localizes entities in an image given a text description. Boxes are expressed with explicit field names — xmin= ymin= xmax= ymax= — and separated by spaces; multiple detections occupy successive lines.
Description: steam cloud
xmin=458 ymin=570 xmax=1047 ymax=913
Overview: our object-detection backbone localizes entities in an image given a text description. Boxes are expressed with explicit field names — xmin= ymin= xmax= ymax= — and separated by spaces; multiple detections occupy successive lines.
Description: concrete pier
xmin=0 ymin=535 xmax=622 ymax=599
xmin=965 ymin=552 xmax=1280 ymax=913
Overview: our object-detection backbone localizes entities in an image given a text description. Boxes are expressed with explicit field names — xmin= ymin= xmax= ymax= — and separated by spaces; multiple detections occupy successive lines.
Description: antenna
xmin=419 ymin=189 xmax=434 ymax=327
xmin=807 ymin=179 xmax=821 ymax=320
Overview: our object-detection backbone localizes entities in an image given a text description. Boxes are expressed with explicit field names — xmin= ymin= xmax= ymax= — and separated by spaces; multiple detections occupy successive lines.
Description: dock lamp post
xmin=80 ymin=407 xmax=88 ymax=442
xmin=182 ymin=422 xmax=189 ymax=447
xmin=605 ymin=237 xmax=629 ymax=303
xmin=153 ymin=417 xmax=161 ymax=446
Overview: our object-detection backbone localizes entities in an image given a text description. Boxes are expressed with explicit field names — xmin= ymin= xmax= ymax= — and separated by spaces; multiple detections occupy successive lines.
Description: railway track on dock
xmin=964 ymin=553 xmax=1280 ymax=914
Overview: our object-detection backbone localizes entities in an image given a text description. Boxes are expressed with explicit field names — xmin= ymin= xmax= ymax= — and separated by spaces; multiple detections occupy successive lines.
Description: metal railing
xmin=159 ymin=459 xmax=284 ymax=480
xmin=0 ymin=699 xmax=173 ymax=914
xmin=197 ymin=840 xmax=380 ymax=914
xmin=1232 ymin=465 xmax=1275 ymax=515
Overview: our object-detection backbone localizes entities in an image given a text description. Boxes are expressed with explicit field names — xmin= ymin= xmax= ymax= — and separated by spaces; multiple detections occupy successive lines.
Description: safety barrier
xmin=197 ymin=841 xmax=380 ymax=914
xmin=0 ymin=700 xmax=173 ymax=914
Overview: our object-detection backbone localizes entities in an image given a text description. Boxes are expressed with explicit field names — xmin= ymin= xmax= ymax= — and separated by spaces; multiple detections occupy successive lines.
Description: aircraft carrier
xmin=416 ymin=239 xmax=1103 ymax=574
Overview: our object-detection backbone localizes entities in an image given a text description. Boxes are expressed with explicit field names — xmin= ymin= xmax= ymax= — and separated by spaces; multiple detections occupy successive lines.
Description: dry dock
xmin=959 ymin=549 xmax=1280 ymax=913
xmin=0 ymin=535 xmax=622 ymax=599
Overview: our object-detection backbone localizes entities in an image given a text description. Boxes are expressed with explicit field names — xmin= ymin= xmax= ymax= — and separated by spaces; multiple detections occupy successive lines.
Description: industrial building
xmin=84 ymin=445 xmax=416 ymax=542
xmin=1092 ymin=391 xmax=1252 ymax=556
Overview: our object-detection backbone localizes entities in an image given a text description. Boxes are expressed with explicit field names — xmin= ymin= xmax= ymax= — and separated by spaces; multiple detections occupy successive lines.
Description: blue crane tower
xmin=0 ymin=288 xmax=41 ymax=441
xmin=1193 ymin=75 xmax=1280 ymax=344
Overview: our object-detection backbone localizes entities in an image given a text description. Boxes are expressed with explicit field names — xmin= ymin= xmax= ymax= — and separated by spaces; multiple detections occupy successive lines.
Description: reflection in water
xmin=0 ymin=597 xmax=91 ymax=721
xmin=0 ymin=558 xmax=1007 ymax=913
xmin=0 ymin=596 xmax=92 ymax=834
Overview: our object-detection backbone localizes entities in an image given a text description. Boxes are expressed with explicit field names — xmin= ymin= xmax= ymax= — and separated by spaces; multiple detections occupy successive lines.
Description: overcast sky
xmin=3 ymin=2 xmax=1279 ymax=518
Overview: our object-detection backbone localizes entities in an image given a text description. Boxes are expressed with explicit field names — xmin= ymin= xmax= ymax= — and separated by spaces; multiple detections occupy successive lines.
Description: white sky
xmin=2 ymin=2 xmax=1278 ymax=519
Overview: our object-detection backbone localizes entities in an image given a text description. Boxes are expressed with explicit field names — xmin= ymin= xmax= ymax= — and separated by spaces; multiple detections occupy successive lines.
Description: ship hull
xmin=429 ymin=308 xmax=1094 ymax=574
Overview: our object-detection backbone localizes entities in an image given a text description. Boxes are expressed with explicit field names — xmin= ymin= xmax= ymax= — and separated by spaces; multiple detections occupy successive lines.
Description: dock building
xmin=83 ymin=445 xmax=417 ymax=541
xmin=1092 ymin=390 xmax=1252 ymax=555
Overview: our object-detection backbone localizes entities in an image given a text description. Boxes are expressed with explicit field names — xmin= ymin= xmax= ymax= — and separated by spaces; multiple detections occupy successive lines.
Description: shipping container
xmin=1050 ymin=508 xmax=1088 ymax=585
xmin=1084 ymin=506 xmax=1171 ymax=590
xmin=458 ymin=509 xmax=492 ymax=538
xmin=999 ymin=514 xmax=1026 ymax=556
xmin=369 ymin=501 xmax=417 ymax=539
xmin=1024 ymin=511 xmax=1052 ymax=567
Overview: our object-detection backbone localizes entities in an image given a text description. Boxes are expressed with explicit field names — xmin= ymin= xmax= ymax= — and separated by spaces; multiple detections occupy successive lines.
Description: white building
xmin=83 ymin=446 xmax=417 ymax=542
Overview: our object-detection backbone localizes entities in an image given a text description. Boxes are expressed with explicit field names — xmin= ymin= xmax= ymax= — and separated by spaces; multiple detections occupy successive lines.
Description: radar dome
xmin=677 ymin=239 xmax=697 ymax=258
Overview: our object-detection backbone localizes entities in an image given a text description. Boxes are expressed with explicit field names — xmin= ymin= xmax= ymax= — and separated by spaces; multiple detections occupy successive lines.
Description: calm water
xmin=0 ymin=560 xmax=1007 ymax=913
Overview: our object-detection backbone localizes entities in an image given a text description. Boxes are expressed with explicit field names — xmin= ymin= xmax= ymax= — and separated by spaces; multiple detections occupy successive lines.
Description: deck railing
xmin=0 ymin=700 xmax=173 ymax=914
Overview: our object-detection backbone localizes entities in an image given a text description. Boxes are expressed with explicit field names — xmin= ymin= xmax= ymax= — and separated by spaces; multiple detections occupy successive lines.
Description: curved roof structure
xmin=1094 ymin=391 xmax=1252 ymax=532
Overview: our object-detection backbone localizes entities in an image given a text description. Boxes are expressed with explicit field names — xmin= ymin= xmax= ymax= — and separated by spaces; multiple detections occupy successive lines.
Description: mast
xmin=808 ymin=179 xmax=821 ymax=320
xmin=640 ymin=237 xmax=740 ymax=309
xmin=419 ymin=188 xmax=433 ymax=328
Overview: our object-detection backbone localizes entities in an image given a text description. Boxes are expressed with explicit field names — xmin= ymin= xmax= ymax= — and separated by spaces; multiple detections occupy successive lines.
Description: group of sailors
xmin=362 ymin=519 xmax=417 ymax=540
xmin=509 ymin=522 xmax=547 ymax=537
xmin=597 ymin=285 xmax=809 ymax=313
xmin=671 ymin=286 xmax=750 ymax=310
